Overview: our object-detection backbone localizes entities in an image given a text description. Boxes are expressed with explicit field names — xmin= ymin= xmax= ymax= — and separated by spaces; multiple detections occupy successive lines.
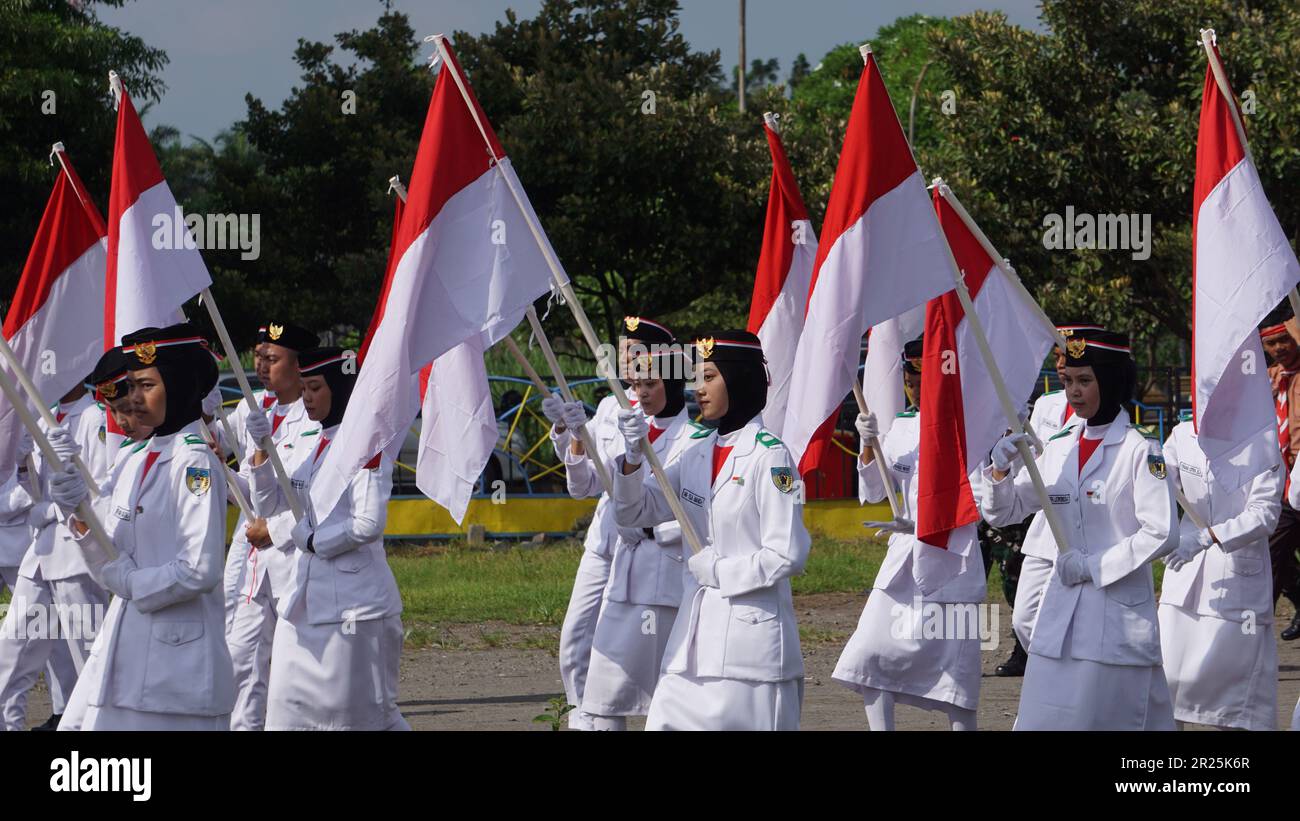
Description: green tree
xmin=0 ymin=0 xmax=167 ymax=309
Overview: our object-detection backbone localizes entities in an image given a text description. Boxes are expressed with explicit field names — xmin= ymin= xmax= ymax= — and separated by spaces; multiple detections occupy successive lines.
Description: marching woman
xmin=244 ymin=347 xmax=408 ymax=731
xmin=550 ymin=345 xmax=693 ymax=730
xmin=544 ymin=315 xmax=674 ymax=730
xmin=1158 ymin=421 xmax=1281 ymax=730
xmin=613 ymin=330 xmax=810 ymax=731
xmin=832 ymin=338 xmax=984 ymax=731
xmin=53 ymin=324 xmax=234 ymax=730
xmin=981 ymin=330 xmax=1178 ymax=730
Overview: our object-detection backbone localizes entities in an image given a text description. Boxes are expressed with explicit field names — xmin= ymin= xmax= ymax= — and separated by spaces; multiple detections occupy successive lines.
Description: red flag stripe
xmin=747 ymin=121 xmax=810 ymax=333
xmin=359 ymin=194 xmax=407 ymax=365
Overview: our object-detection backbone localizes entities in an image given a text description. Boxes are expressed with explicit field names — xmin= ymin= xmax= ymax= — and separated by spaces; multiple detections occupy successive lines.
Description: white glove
xmin=541 ymin=395 xmax=566 ymax=427
xmin=855 ymin=412 xmax=879 ymax=444
xmin=617 ymin=408 xmax=648 ymax=465
xmin=46 ymin=425 xmax=79 ymax=463
xmin=559 ymin=401 xmax=587 ymax=432
xmin=1166 ymin=533 xmax=1212 ymax=571
xmin=245 ymin=408 xmax=272 ymax=444
xmin=49 ymin=464 xmax=88 ymax=519
xmin=17 ymin=431 xmax=34 ymax=461
xmin=864 ymin=516 xmax=914 ymax=539
xmin=991 ymin=433 xmax=1031 ymax=473
xmin=1054 ymin=550 xmax=1093 ymax=586
xmin=687 ymin=547 xmax=720 ymax=588
xmin=202 ymin=386 xmax=223 ymax=417
xmin=617 ymin=526 xmax=645 ymax=544
xmin=27 ymin=503 xmax=57 ymax=530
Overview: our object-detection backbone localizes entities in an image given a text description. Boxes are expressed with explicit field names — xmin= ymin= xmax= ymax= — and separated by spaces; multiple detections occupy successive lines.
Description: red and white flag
xmin=1192 ymin=35 xmax=1300 ymax=485
xmin=0 ymin=146 xmax=107 ymax=473
xmin=311 ymin=38 xmax=554 ymax=516
xmin=104 ymin=72 xmax=212 ymax=346
xmin=915 ymin=186 xmax=1057 ymax=564
xmin=782 ymin=47 xmax=954 ymax=475
xmin=747 ymin=114 xmax=816 ymax=437
xmin=860 ymin=305 xmax=924 ymax=446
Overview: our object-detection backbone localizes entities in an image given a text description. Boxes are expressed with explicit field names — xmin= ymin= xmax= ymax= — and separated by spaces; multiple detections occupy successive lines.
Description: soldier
xmin=613 ymin=330 xmax=810 ymax=730
xmin=224 ymin=320 xmax=316 ymax=730
xmin=1259 ymin=307 xmax=1300 ymax=641
xmin=543 ymin=315 xmax=674 ymax=730
xmin=835 ymin=337 xmax=983 ymax=731
xmin=982 ymin=330 xmax=1178 ymax=730
xmin=244 ymin=347 xmax=407 ymax=730
xmin=53 ymin=324 xmax=234 ymax=729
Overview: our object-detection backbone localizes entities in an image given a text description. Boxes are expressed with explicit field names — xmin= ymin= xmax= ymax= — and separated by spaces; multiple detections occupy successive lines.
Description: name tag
xmin=1179 ymin=461 xmax=1203 ymax=478
xmin=681 ymin=488 xmax=705 ymax=507
xmin=291 ymin=479 xmax=307 ymax=490
xmin=1049 ymin=494 xmax=1071 ymax=505
xmin=892 ymin=462 xmax=913 ymax=474
xmin=113 ymin=505 xmax=133 ymax=521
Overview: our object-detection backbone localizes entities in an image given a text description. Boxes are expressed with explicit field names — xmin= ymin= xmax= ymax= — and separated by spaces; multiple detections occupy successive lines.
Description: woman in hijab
xmin=244 ymin=347 xmax=407 ymax=730
xmin=981 ymin=329 xmax=1178 ymax=730
xmin=51 ymin=323 xmax=234 ymax=730
xmin=612 ymin=330 xmax=811 ymax=730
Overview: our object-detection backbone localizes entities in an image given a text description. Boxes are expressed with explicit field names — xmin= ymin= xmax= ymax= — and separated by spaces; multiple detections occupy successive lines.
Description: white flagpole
xmin=1200 ymin=28 xmax=1300 ymax=321
xmin=198 ymin=416 xmax=254 ymax=520
xmin=523 ymin=307 xmax=613 ymax=495
xmin=428 ymin=33 xmax=706 ymax=555
xmin=850 ymin=381 xmax=903 ymax=518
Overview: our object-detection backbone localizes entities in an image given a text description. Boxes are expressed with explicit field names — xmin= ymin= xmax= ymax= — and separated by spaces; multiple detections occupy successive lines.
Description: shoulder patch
xmin=770 ymin=466 xmax=795 ymax=493
xmin=755 ymin=431 xmax=783 ymax=448
xmin=300 ymin=429 xmax=320 ymax=437
xmin=184 ymin=466 xmax=212 ymax=497
xmin=1048 ymin=425 xmax=1076 ymax=442
xmin=895 ymin=410 xmax=918 ymax=418
xmin=1041 ymin=389 xmax=1062 ymax=396
xmin=183 ymin=434 xmax=206 ymax=447
xmin=1147 ymin=440 xmax=1167 ymax=479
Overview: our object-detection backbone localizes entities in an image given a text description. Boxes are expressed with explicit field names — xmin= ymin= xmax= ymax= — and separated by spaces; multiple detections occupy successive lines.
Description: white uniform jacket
xmin=857 ymin=412 xmax=985 ymax=602
xmin=22 ymin=394 xmax=98 ymax=581
xmin=551 ymin=390 xmax=636 ymax=560
xmin=74 ymin=421 xmax=235 ymax=716
xmin=562 ymin=407 xmax=692 ymax=607
xmin=249 ymin=424 xmax=402 ymax=627
xmin=0 ymin=466 xmax=35 ymax=568
xmin=613 ymin=416 xmax=810 ymax=683
xmin=980 ymin=410 xmax=1177 ymax=665
xmin=1162 ymin=423 xmax=1282 ymax=621
xmin=1018 ymin=389 xmax=1074 ymax=561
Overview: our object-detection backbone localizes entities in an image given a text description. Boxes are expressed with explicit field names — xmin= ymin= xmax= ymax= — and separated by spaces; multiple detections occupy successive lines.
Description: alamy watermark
xmin=1042 ymin=206 xmax=1151 ymax=261
xmin=151 ymin=206 xmax=261 ymax=260
xmin=890 ymin=597 xmax=1001 ymax=651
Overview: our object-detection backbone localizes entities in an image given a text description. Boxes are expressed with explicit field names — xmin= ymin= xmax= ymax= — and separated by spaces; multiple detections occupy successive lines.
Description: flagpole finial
xmin=387 ymin=174 xmax=408 ymax=202
xmin=424 ymin=33 xmax=447 ymax=72
xmin=858 ymin=43 xmax=872 ymax=64
xmin=763 ymin=111 xmax=780 ymax=133
xmin=1200 ymin=28 xmax=1217 ymax=48
xmin=108 ymin=70 xmax=123 ymax=110
xmin=49 ymin=141 xmax=65 ymax=166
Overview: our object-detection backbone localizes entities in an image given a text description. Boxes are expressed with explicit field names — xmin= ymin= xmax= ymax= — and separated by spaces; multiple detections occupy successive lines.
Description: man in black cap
xmin=225 ymin=318 xmax=317 ymax=731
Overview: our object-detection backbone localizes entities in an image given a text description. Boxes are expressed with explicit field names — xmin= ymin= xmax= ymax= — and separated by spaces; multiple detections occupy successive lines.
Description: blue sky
xmin=99 ymin=0 xmax=1046 ymax=141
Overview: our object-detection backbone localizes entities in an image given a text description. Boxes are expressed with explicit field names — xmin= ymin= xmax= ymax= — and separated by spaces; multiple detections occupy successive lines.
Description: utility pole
xmin=738 ymin=0 xmax=746 ymax=113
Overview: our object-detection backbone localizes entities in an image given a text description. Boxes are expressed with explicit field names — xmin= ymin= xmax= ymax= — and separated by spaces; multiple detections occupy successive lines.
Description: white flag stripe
xmin=416 ymin=338 xmax=498 ymax=525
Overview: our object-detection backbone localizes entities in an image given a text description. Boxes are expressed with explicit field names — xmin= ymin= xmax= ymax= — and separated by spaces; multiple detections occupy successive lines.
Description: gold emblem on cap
xmin=269 ymin=323 xmax=284 ymax=341
xmin=99 ymin=380 xmax=118 ymax=399
xmin=697 ymin=337 xmax=715 ymax=359
xmin=136 ymin=341 xmax=157 ymax=365
xmin=624 ymin=316 xmax=640 ymax=333
xmin=1060 ymin=328 xmax=1074 ymax=337
xmin=1066 ymin=338 xmax=1087 ymax=359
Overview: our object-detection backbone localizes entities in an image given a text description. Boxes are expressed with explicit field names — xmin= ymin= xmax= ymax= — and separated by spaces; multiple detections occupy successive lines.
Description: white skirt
xmin=646 ymin=672 xmax=802 ymax=731
xmin=265 ymin=608 xmax=408 ymax=731
xmin=832 ymin=588 xmax=982 ymax=711
xmin=76 ymin=704 xmax=229 ymax=731
xmin=1158 ymin=604 xmax=1277 ymax=730
xmin=581 ymin=601 xmax=677 ymax=717
xmin=1015 ymin=626 xmax=1175 ymax=731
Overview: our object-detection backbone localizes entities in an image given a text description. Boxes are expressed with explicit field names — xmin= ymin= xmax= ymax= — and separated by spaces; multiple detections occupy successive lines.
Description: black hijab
xmin=694 ymin=330 xmax=768 ymax=436
xmin=1059 ymin=329 xmax=1135 ymax=428
xmin=122 ymin=324 xmax=218 ymax=437
xmin=299 ymin=347 xmax=355 ymax=429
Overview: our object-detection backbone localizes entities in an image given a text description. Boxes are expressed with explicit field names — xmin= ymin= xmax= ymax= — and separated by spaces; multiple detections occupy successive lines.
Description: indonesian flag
xmin=861 ymin=305 xmax=924 ymax=446
xmin=747 ymin=114 xmax=816 ymax=437
xmin=1192 ymin=35 xmax=1300 ymax=487
xmin=104 ymin=73 xmax=212 ymax=347
xmin=311 ymin=37 xmax=554 ymax=517
xmin=415 ymin=337 xmax=498 ymax=524
xmin=915 ymin=186 xmax=1057 ymax=557
xmin=0 ymin=146 xmax=107 ymax=473
xmin=782 ymin=47 xmax=953 ymax=475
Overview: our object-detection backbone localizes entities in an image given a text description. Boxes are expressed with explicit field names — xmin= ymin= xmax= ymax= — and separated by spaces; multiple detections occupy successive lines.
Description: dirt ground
xmin=22 ymin=593 xmax=1299 ymax=730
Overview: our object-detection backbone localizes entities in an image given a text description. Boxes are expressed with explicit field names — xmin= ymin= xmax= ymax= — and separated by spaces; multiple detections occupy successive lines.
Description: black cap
xmin=121 ymin=323 xmax=214 ymax=370
xmin=257 ymin=320 xmax=317 ymax=352
xmin=1060 ymin=329 xmax=1132 ymax=367
xmin=298 ymin=346 xmax=349 ymax=375
xmin=692 ymin=330 xmax=765 ymax=364
xmin=621 ymin=316 xmax=674 ymax=346
xmin=902 ymin=337 xmax=923 ymax=375
xmin=90 ymin=347 xmax=131 ymax=401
